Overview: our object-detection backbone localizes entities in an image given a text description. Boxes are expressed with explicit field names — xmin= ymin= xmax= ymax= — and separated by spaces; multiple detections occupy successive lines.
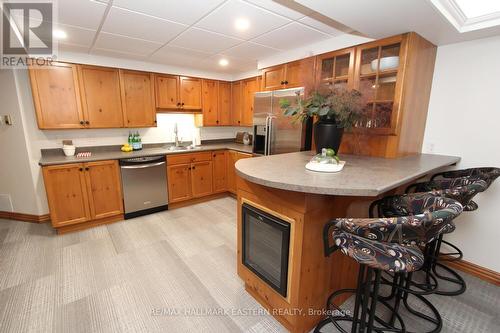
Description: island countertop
xmin=235 ymin=151 xmax=460 ymax=196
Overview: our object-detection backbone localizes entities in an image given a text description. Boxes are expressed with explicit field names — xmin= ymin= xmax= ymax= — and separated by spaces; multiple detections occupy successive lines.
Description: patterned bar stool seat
xmin=316 ymin=194 xmax=463 ymax=333
xmin=404 ymin=177 xmax=488 ymax=296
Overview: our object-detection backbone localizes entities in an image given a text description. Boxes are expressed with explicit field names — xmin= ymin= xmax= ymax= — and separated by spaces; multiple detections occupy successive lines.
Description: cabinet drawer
xmin=167 ymin=152 xmax=212 ymax=165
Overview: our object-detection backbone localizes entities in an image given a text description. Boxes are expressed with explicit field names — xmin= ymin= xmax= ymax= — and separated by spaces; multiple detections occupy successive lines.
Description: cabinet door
xmin=212 ymin=151 xmax=227 ymax=193
xmin=202 ymin=80 xmax=219 ymax=126
xmin=231 ymin=81 xmax=243 ymax=126
xmin=167 ymin=164 xmax=192 ymax=203
xmin=242 ymin=78 xmax=259 ymax=126
xmin=315 ymin=48 xmax=355 ymax=90
xmin=218 ymin=82 xmax=231 ymax=126
xmin=179 ymin=76 xmax=202 ymax=110
xmin=226 ymin=150 xmax=238 ymax=194
xmin=29 ymin=62 xmax=84 ymax=129
xmin=42 ymin=164 xmax=91 ymax=227
xmin=120 ymin=70 xmax=156 ymax=127
xmin=284 ymin=57 xmax=316 ymax=89
xmin=84 ymin=160 xmax=123 ymax=220
xmin=191 ymin=161 xmax=213 ymax=198
xmin=78 ymin=65 xmax=124 ymax=128
xmin=261 ymin=65 xmax=285 ymax=90
xmin=155 ymin=74 xmax=179 ymax=109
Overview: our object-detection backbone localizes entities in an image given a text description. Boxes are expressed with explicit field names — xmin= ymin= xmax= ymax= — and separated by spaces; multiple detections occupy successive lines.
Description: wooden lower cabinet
xmin=212 ymin=151 xmax=227 ymax=193
xmin=167 ymin=150 xmax=252 ymax=203
xmin=191 ymin=161 xmax=213 ymax=197
xmin=227 ymin=151 xmax=253 ymax=194
xmin=84 ymin=160 xmax=124 ymax=219
xmin=167 ymin=164 xmax=192 ymax=203
xmin=42 ymin=160 xmax=123 ymax=229
xmin=42 ymin=163 xmax=91 ymax=227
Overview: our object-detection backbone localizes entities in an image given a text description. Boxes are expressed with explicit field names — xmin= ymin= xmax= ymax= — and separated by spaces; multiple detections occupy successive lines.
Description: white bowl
xmin=62 ymin=145 xmax=76 ymax=156
xmin=371 ymin=56 xmax=399 ymax=71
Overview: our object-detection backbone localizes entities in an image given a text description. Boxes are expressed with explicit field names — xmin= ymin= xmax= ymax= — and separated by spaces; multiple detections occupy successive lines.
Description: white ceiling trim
xmin=429 ymin=0 xmax=500 ymax=32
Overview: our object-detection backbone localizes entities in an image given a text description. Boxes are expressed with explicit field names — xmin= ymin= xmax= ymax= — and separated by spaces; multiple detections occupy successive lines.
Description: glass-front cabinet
xmin=315 ymin=48 xmax=355 ymax=91
xmin=353 ymin=35 xmax=405 ymax=135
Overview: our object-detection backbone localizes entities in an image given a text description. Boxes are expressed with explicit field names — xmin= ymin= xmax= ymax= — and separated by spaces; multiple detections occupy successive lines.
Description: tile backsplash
xmin=34 ymin=114 xmax=251 ymax=149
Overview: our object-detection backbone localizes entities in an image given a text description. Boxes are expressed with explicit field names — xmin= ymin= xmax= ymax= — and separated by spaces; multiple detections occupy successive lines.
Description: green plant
xmin=280 ymin=87 xmax=365 ymax=129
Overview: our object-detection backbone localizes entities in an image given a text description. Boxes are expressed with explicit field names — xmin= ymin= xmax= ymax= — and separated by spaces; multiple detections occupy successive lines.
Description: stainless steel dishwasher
xmin=119 ymin=156 xmax=168 ymax=219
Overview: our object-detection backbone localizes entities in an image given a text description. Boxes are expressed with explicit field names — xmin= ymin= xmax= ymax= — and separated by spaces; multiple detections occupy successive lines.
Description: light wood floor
xmin=0 ymin=197 xmax=498 ymax=332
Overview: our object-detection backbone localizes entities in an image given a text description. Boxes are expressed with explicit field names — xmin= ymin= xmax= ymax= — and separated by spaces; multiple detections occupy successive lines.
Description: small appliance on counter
xmin=61 ymin=140 xmax=76 ymax=156
xmin=235 ymin=131 xmax=252 ymax=145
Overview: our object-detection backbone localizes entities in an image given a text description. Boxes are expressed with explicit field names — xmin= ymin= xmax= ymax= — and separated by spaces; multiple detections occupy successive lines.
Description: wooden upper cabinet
xmin=84 ymin=160 xmax=123 ymax=220
xmin=42 ymin=163 xmax=91 ymax=227
xmin=155 ymin=74 xmax=179 ymax=109
xmin=78 ymin=65 xmax=123 ymax=128
xmin=231 ymin=81 xmax=243 ymax=126
xmin=191 ymin=161 xmax=213 ymax=198
xmin=119 ymin=70 xmax=156 ymax=127
xmin=262 ymin=65 xmax=285 ymax=90
xmin=261 ymin=57 xmax=316 ymax=91
xmin=29 ymin=62 xmax=85 ymax=129
xmin=179 ymin=76 xmax=202 ymax=110
xmin=218 ymin=82 xmax=231 ymax=126
xmin=212 ymin=151 xmax=227 ymax=193
xmin=202 ymin=80 xmax=219 ymax=126
xmin=315 ymin=47 xmax=355 ymax=90
xmin=242 ymin=77 xmax=259 ymax=126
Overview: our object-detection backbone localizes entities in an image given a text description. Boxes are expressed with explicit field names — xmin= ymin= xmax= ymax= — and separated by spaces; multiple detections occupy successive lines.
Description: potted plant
xmin=280 ymin=87 xmax=364 ymax=153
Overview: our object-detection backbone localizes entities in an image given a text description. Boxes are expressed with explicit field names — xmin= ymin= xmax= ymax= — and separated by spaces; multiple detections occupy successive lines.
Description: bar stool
xmin=317 ymin=194 xmax=463 ymax=333
xmin=315 ymin=232 xmax=424 ymax=333
xmin=404 ymin=177 xmax=488 ymax=296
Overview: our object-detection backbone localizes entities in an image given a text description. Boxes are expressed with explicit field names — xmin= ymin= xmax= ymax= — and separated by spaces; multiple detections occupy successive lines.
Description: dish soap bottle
xmin=136 ymin=131 xmax=142 ymax=150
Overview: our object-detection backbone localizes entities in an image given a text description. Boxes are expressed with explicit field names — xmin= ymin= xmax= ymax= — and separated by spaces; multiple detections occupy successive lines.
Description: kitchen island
xmin=234 ymin=151 xmax=460 ymax=333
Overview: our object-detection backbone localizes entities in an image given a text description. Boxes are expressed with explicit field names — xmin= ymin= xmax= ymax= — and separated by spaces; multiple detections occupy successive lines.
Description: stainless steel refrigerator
xmin=252 ymin=87 xmax=311 ymax=155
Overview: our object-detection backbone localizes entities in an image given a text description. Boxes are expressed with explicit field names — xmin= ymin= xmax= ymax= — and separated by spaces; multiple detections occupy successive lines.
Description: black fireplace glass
xmin=242 ymin=203 xmax=290 ymax=297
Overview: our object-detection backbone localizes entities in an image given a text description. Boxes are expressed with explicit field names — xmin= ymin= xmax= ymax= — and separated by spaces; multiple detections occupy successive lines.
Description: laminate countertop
xmin=235 ymin=151 xmax=460 ymax=196
xmin=39 ymin=142 xmax=254 ymax=166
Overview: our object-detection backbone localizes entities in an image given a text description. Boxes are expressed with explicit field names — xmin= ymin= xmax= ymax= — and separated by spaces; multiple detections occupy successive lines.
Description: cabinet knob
xmin=79 ymin=168 xmax=83 ymax=171
xmin=177 ymin=102 xmax=180 ymax=107
xmin=85 ymin=167 xmax=89 ymax=171
xmin=181 ymin=102 xmax=185 ymax=106
xmin=192 ymin=166 xmax=196 ymax=170
xmin=216 ymin=120 xmax=219 ymax=124
xmin=80 ymin=121 xmax=84 ymax=125
xmin=284 ymin=80 xmax=288 ymax=85
xmin=280 ymin=81 xmax=284 ymax=85
xmin=85 ymin=121 xmax=90 ymax=125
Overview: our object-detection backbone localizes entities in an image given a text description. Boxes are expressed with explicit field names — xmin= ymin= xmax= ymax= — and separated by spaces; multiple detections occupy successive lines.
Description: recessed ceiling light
xmin=53 ymin=29 xmax=67 ymax=40
xmin=219 ymin=58 xmax=229 ymax=66
xmin=234 ymin=18 xmax=250 ymax=31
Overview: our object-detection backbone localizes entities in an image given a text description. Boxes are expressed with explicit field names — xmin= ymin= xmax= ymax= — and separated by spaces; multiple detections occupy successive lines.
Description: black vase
xmin=314 ymin=118 xmax=344 ymax=154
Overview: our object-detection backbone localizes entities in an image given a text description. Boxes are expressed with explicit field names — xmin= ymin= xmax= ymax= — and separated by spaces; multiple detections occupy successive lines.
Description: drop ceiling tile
xmin=112 ymin=0 xmax=226 ymax=25
xmin=94 ymin=32 xmax=163 ymax=56
xmin=208 ymin=55 xmax=257 ymax=71
xmin=252 ymin=22 xmax=330 ymax=50
xmin=58 ymin=43 xmax=91 ymax=54
xmin=57 ymin=0 xmax=108 ymax=30
xmin=299 ymin=16 xmax=344 ymax=36
xmin=149 ymin=45 xmax=212 ymax=66
xmin=196 ymin=0 xmax=291 ymax=40
xmin=91 ymin=48 xmax=148 ymax=61
xmin=222 ymin=42 xmax=281 ymax=61
xmin=244 ymin=0 xmax=311 ymax=20
xmin=9 ymin=16 xmax=96 ymax=47
xmin=170 ymin=28 xmax=242 ymax=54
xmin=102 ymin=7 xmax=187 ymax=44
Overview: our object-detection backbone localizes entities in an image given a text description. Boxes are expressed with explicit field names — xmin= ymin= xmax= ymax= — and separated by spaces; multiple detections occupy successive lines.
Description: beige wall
xmin=0 ymin=69 xmax=40 ymax=214
xmin=423 ymin=35 xmax=500 ymax=273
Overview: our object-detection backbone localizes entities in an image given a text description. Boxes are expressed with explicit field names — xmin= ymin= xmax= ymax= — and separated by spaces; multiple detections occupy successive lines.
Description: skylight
xmin=430 ymin=0 xmax=500 ymax=32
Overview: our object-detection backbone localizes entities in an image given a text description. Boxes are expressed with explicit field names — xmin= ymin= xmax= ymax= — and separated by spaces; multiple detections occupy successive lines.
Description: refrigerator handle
xmin=267 ymin=115 xmax=276 ymax=156
xmin=264 ymin=115 xmax=270 ymax=156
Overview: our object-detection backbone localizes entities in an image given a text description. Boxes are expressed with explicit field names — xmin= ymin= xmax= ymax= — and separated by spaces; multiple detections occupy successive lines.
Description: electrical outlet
xmin=4 ymin=115 xmax=13 ymax=125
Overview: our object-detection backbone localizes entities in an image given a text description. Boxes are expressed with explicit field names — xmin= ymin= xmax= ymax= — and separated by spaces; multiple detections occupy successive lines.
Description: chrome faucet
xmin=173 ymin=123 xmax=180 ymax=147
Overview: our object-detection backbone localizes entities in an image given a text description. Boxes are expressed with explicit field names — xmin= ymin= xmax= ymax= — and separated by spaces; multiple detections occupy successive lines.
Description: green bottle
xmin=128 ymin=132 xmax=133 ymax=146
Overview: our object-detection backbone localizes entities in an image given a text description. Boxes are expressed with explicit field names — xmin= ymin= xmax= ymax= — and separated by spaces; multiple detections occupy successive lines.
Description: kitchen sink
xmin=164 ymin=145 xmax=201 ymax=151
